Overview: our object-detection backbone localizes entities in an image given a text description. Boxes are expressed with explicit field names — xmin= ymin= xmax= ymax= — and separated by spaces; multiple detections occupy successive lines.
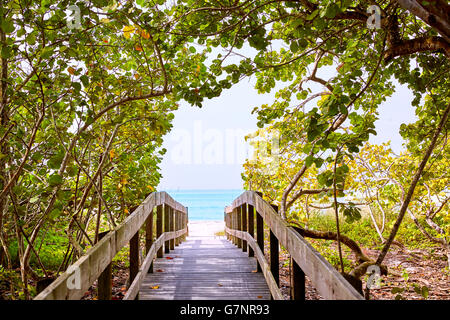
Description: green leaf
xmin=306 ymin=10 xmax=319 ymax=21
xmin=305 ymin=155 xmax=314 ymax=167
xmin=80 ymin=75 xmax=89 ymax=87
xmin=314 ymin=158 xmax=324 ymax=168
xmin=391 ymin=287 xmax=404 ymax=294
xmin=413 ymin=284 xmax=422 ymax=294
xmin=40 ymin=47 xmax=54 ymax=59
xmin=290 ymin=41 xmax=299 ymax=53
xmin=421 ymin=286 xmax=429 ymax=299
xmin=48 ymin=174 xmax=63 ymax=187
xmin=29 ymin=197 xmax=39 ymax=204
xmin=323 ymin=3 xmax=341 ymax=19
xmin=1 ymin=46 xmax=12 ymax=59
xmin=48 ymin=152 xmax=64 ymax=169
xmin=1 ymin=19 xmax=14 ymax=33
xmin=72 ymin=82 xmax=81 ymax=92
xmin=307 ymin=129 xmax=320 ymax=142
xmin=49 ymin=208 xmax=62 ymax=220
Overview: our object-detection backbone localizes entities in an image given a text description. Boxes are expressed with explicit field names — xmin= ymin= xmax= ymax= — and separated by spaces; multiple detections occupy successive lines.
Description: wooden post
xmin=178 ymin=210 xmax=182 ymax=246
xmin=129 ymin=230 xmax=139 ymax=299
xmin=176 ymin=210 xmax=181 ymax=246
xmin=170 ymin=206 xmax=175 ymax=250
xmin=270 ymin=204 xmax=279 ymax=287
xmin=290 ymin=257 xmax=305 ymax=300
xmin=186 ymin=207 xmax=189 ymax=237
xmin=291 ymin=227 xmax=305 ymax=300
xmin=231 ymin=208 xmax=236 ymax=245
xmin=247 ymin=204 xmax=255 ymax=257
xmin=256 ymin=208 xmax=264 ymax=272
xmin=241 ymin=204 xmax=247 ymax=252
xmin=237 ymin=205 xmax=242 ymax=249
xmin=227 ymin=212 xmax=231 ymax=241
xmin=145 ymin=207 xmax=154 ymax=273
xmin=174 ymin=210 xmax=178 ymax=246
xmin=156 ymin=204 xmax=163 ymax=258
xmin=98 ymin=231 xmax=112 ymax=300
xmin=224 ymin=212 xmax=228 ymax=240
xmin=164 ymin=204 xmax=170 ymax=253
xmin=183 ymin=211 xmax=187 ymax=241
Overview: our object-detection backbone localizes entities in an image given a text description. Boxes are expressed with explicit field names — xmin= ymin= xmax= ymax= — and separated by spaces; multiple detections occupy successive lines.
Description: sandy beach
xmin=187 ymin=220 xmax=225 ymax=236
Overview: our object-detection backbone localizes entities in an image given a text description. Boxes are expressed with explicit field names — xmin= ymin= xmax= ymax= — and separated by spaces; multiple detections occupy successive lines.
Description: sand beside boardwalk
xmin=188 ymin=220 xmax=225 ymax=236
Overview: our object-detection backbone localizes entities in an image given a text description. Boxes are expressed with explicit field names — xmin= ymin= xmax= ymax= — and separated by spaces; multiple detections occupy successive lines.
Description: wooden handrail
xmin=34 ymin=191 xmax=188 ymax=300
xmin=224 ymin=191 xmax=364 ymax=300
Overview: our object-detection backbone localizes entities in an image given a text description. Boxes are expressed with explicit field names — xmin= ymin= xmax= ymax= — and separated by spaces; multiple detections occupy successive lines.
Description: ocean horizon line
xmin=158 ymin=189 xmax=245 ymax=220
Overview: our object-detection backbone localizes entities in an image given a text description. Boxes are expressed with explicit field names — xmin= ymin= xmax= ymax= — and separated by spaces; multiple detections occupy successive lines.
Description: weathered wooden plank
xmin=139 ymin=235 xmax=270 ymax=300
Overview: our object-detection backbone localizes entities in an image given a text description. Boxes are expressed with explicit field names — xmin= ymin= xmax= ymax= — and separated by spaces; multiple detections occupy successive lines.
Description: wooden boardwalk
xmin=35 ymin=191 xmax=363 ymax=301
xmin=139 ymin=235 xmax=271 ymax=300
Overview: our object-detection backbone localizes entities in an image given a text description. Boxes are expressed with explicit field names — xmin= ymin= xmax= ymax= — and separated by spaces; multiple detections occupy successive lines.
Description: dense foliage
xmin=0 ymin=0 xmax=448 ymax=299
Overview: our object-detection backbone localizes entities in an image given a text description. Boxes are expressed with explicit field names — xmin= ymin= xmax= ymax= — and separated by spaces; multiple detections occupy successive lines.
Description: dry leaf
xmin=68 ymin=67 xmax=76 ymax=75
xmin=150 ymin=285 xmax=160 ymax=290
xmin=156 ymin=269 xmax=164 ymax=272
xmin=257 ymin=296 xmax=263 ymax=299
xmin=165 ymin=256 xmax=174 ymax=260
xmin=251 ymin=270 xmax=258 ymax=273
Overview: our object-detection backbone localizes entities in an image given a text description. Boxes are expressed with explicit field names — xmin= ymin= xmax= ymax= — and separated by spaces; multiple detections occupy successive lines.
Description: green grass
xmin=8 ymin=230 xmax=69 ymax=270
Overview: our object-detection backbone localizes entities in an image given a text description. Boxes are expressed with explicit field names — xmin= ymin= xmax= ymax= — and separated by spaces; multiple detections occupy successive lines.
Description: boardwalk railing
xmin=224 ymin=191 xmax=364 ymax=300
xmin=34 ymin=191 xmax=188 ymax=300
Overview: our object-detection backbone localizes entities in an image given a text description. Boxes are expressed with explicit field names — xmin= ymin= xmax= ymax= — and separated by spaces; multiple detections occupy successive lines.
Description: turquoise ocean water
xmin=164 ymin=189 xmax=244 ymax=221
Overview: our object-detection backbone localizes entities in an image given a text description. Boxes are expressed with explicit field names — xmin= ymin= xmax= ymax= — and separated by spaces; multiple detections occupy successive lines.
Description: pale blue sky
xmin=157 ymin=59 xmax=417 ymax=190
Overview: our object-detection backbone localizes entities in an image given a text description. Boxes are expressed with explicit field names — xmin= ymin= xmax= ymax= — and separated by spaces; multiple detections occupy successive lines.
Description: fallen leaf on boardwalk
xmin=150 ymin=285 xmax=160 ymax=290
xmin=217 ymin=283 xmax=223 ymax=287
xmin=257 ymin=296 xmax=263 ymax=299
xmin=156 ymin=269 xmax=164 ymax=272
xmin=252 ymin=270 xmax=258 ymax=273
xmin=165 ymin=257 xmax=174 ymax=260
